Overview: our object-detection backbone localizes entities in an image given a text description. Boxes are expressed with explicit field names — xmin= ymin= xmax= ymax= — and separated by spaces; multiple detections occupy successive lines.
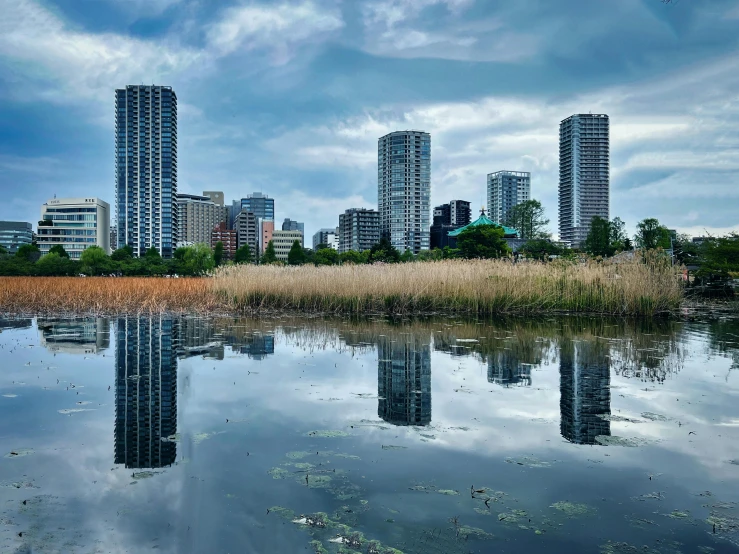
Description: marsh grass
xmin=213 ymin=256 xmax=683 ymax=316
xmin=0 ymin=255 xmax=683 ymax=316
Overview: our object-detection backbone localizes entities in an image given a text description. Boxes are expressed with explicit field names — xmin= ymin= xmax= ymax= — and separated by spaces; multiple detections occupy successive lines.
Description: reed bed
xmin=0 ymin=277 xmax=219 ymax=315
xmin=212 ymin=257 xmax=684 ymax=316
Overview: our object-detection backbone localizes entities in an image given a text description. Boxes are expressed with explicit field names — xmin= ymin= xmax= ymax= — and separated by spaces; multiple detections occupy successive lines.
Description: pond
xmin=0 ymin=315 xmax=738 ymax=553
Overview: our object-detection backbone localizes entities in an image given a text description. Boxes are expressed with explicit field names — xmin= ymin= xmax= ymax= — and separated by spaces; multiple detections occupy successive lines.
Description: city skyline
xmin=0 ymin=1 xmax=737 ymax=240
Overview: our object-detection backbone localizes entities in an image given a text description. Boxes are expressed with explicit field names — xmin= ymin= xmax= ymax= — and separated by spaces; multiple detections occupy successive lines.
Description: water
xmin=1 ymin=315 xmax=738 ymax=553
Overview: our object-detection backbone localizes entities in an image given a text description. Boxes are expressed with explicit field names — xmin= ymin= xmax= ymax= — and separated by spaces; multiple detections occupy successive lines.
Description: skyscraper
xmin=378 ymin=131 xmax=431 ymax=254
xmin=559 ymin=114 xmax=610 ymax=247
xmin=377 ymin=335 xmax=431 ymax=426
xmin=338 ymin=208 xmax=380 ymax=253
xmin=115 ymin=85 xmax=178 ymax=258
xmin=487 ymin=171 xmax=531 ymax=225
xmin=230 ymin=193 xmax=274 ymax=228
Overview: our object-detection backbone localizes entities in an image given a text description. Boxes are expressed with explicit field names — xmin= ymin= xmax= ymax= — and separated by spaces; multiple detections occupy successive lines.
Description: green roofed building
xmin=448 ymin=209 xmax=519 ymax=239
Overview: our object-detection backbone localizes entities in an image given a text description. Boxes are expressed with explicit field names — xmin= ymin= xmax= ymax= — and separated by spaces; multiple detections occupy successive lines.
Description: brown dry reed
xmin=212 ymin=255 xmax=683 ymax=316
xmin=0 ymin=255 xmax=683 ymax=316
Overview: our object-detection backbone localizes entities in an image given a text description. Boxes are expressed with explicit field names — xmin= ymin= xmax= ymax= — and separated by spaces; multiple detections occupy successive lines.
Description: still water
xmin=1 ymin=315 xmax=738 ymax=553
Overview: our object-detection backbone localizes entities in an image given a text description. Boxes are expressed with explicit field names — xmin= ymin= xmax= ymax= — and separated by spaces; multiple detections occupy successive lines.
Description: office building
xmin=430 ymin=200 xmax=471 ymax=249
xmin=115 ymin=85 xmax=178 ymax=258
xmin=176 ymin=193 xmax=227 ymax=246
xmin=260 ymin=219 xmax=274 ymax=254
xmin=38 ymin=317 xmax=110 ymax=355
xmin=313 ymin=228 xmax=339 ymax=250
xmin=0 ymin=221 xmax=33 ymax=255
xmin=559 ymin=114 xmax=610 ymax=247
xmin=114 ymin=317 xmax=177 ymax=468
xmin=338 ymin=208 xmax=380 ymax=254
xmin=559 ymin=340 xmax=611 ymax=445
xmin=37 ymin=198 xmax=110 ymax=258
xmin=202 ymin=191 xmax=225 ymax=207
xmin=487 ymin=171 xmax=531 ymax=226
xmin=377 ymin=335 xmax=431 ymax=426
xmin=234 ymin=210 xmax=259 ymax=255
xmin=282 ymin=218 xmax=304 ymax=246
xmin=211 ymin=222 xmax=237 ymax=260
xmin=110 ymin=225 xmax=118 ymax=252
xmin=378 ymin=131 xmax=431 ymax=254
xmin=230 ymin=193 xmax=274 ymax=228
xmin=271 ymin=230 xmax=303 ymax=261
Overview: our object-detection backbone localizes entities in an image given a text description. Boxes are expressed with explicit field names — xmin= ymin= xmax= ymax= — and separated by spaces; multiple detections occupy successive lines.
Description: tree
xmin=520 ymin=239 xmax=563 ymax=261
xmin=144 ymin=247 xmax=161 ymax=262
xmin=368 ymin=237 xmax=400 ymax=263
xmin=111 ymin=245 xmax=134 ymax=261
xmin=400 ymin=249 xmax=416 ymax=263
xmin=696 ymin=234 xmax=739 ymax=283
xmin=35 ymin=252 xmax=76 ymax=276
xmin=339 ymin=250 xmax=367 ymax=265
xmin=213 ymin=241 xmax=224 ymax=266
xmin=287 ymin=240 xmax=307 ymax=265
xmin=503 ymin=200 xmax=550 ymax=240
xmin=80 ymin=246 xmax=109 ymax=275
xmin=456 ymin=224 xmax=510 ymax=259
xmin=179 ymin=243 xmax=215 ymax=275
xmin=15 ymin=244 xmax=40 ymax=262
xmin=314 ymin=247 xmax=339 ymax=266
xmin=234 ymin=244 xmax=252 ymax=264
xmin=635 ymin=218 xmax=671 ymax=250
xmin=47 ymin=245 xmax=70 ymax=259
xmin=584 ymin=216 xmax=614 ymax=257
xmin=261 ymin=240 xmax=277 ymax=264
xmin=0 ymin=245 xmax=7 ymax=258
xmin=609 ymin=217 xmax=629 ymax=252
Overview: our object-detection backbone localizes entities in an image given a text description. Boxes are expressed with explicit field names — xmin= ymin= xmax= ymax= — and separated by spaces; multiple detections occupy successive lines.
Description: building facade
xmin=230 ymin=193 xmax=274 ymax=228
xmin=377 ymin=335 xmax=431 ymax=426
xmin=312 ymin=228 xmax=339 ymax=250
xmin=211 ymin=222 xmax=237 ymax=260
xmin=234 ymin=210 xmax=259 ymax=255
xmin=271 ymin=230 xmax=303 ymax=261
xmin=202 ymin=191 xmax=225 ymax=207
xmin=176 ymin=193 xmax=227 ymax=246
xmin=115 ymin=85 xmax=178 ymax=258
xmin=487 ymin=171 xmax=531 ymax=225
xmin=282 ymin=218 xmax=304 ymax=246
xmin=559 ymin=114 xmax=610 ymax=247
xmin=338 ymin=208 xmax=380 ymax=253
xmin=37 ymin=198 xmax=110 ymax=259
xmin=260 ymin=219 xmax=274 ymax=255
xmin=378 ymin=131 xmax=431 ymax=254
xmin=430 ymin=200 xmax=471 ymax=249
xmin=0 ymin=221 xmax=33 ymax=255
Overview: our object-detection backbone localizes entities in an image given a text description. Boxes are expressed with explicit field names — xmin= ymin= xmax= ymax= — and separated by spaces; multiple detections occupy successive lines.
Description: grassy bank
xmin=0 ymin=257 xmax=683 ymax=316
xmin=212 ymin=257 xmax=682 ymax=316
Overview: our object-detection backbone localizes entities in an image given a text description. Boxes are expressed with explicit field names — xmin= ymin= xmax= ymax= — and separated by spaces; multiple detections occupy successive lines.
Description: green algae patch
xmin=193 ymin=431 xmax=225 ymax=444
xmin=505 ymin=456 xmax=553 ymax=468
xmin=550 ymin=501 xmax=595 ymax=517
xmin=600 ymin=542 xmax=660 ymax=554
xmin=667 ymin=510 xmax=690 ymax=519
xmin=437 ymin=489 xmax=460 ymax=496
xmin=268 ymin=506 xmax=295 ymax=519
xmin=268 ymin=467 xmax=290 ymax=479
xmin=498 ymin=509 xmax=528 ymax=523
xmin=595 ymin=435 xmax=650 ymax=447
xmin=286 ymin=451 xmax=312 ymax=459
xmin=306 ymin=430 xmax=351 ymax=438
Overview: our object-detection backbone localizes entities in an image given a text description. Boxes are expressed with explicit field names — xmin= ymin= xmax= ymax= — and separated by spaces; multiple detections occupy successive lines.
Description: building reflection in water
xmin=38 ymin=317 xmax=110 ymax=355
xmin=559 ymin=340 xmax=611 ymax=445
xmin=0 ymin=318 xmax=33 ymax=332
xmin=486 ymin=351 xmax=533 ymax=387
xmin=114 ymin=317 xmax=177 ymax=468
xmin=377 ymin=335 xmax=431 ymax=426
xmin=239 ymin=333 xmax=275 ymax=360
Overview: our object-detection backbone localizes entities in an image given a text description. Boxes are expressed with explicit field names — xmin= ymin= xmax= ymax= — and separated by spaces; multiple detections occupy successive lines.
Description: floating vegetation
xmin=131 ymin=471 xmax=160 ymax=480
xmin=600 ymin=542 xmax=660 ymax=554
xmin=595 ymin=435 xmax=651 ymax=447
xmin=640 ymin=412 xmax=672 ymax=422
xmin=505 ymin=455 xmax=553 ymax=468
xmin=497 ymin=509 xmax=528 ymax=524
xmin=436 ymin=490 xmax=460 ymax=496
xmin=193 ymin=431 xmax=225 ymax=444
xmin=268 ymin=467 xmax=290 ymax=479
xmin=4 ymin=448 xmax=34 ymax=458
xmin=597 ymin=414 xmax=643 ymax=423
xmin=57 ymin=408 xmax=95 ymax=415
xmin=2 ymin=394 xmax=18 ymax=398
xmin=667 ymin=510 xmax=690 ymax=519
xmin=408 ymin=483 xmax=458 ymax=496
xmin=550 ymin=501 xmax=595 ymax=517
xmin=161 ymin=433 xmax=181 ymax=443
xmin=305 ymin=430 xmax=351 ymax=438
xmin=381 ymin=445 xmax=408 ymax=450
xmin=633 ymin=491 xmax=666 ymax=502
xmin=335 ymin=453 xmax=361 ymax=460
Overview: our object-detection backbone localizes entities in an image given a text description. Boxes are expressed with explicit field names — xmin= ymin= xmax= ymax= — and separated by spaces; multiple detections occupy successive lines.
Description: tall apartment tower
xmin=176 ymin=193 xmax=227 ymax=246
xmin=487 ymin=171 xmax=531 ymax=225
xmin=115 ymin=85 xmax=178 ymax=258
xmin=338 ymin=208 xmax=380 ymax=253
xmin=377 ymin=335 xmax=431 ymax=427
xmin=378 ymin=131 xmax=431 ymax=254
xmin=559 ymin=114 xmax=610 ymax=247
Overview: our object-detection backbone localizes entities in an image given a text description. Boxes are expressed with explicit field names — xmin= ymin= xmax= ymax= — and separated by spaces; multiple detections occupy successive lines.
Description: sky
xmin=0 ymin=0 xmax=738 ymax=242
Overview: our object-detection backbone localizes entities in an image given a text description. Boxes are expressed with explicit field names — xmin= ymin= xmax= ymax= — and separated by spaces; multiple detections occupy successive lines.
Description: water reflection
xmin=559 ymin=340 xmax=611 ymax=445
xmin=377 ymin=334 xmax=432 ymax=426
xmin=487 ymin=355 xmax=533 ymax=387
xmin=37 ymin=317 xmax=110 ymax=354
xmin=0 ymin=317 xmax=32 ymax=331
xmin=114 ymin=317 xmax=177 ymax=469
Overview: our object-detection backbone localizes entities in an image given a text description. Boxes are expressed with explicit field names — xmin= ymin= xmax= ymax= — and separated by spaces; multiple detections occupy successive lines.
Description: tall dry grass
xmin=0 ymin=277 xmax=220 ymax=315
xmin=212 ymin=256 xmax=684 ymax=316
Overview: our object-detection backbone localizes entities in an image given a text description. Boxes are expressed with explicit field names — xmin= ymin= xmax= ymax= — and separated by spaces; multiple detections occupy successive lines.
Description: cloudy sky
xmin=0 ymin=0 xmax=738 ymax=241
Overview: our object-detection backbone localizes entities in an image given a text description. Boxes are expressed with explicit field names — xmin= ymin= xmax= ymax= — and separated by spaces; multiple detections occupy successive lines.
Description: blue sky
xmin=0 ymin=0 xmax=738 ymax=241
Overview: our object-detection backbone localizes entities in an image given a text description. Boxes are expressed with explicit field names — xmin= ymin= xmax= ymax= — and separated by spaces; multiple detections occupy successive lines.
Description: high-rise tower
xmin=559 ymin=114 xmax=609 ymax=247
xmin=115 ymin=85 xmax=178 ymax=258
xmin=378 ymin=131 xmax=431 ymax=254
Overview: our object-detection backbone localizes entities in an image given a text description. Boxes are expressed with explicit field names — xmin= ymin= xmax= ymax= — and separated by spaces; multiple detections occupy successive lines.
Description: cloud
xmin=205 ymin=1 xmax=344 ymax=64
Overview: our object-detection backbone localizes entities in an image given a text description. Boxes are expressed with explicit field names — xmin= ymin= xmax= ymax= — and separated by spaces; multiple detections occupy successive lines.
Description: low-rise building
xmin=312 ymin=227 xmax=339 ymax=250
xmin=234 ymin=211 xmax=259 ymax=257
xmin=339 ymin=208 xmax=380 ymax=253
xmin=271 ymin=230 xmax=303 ymax=261
xmin=37 ymin=198 xmax=110 ymax=258
xmin=0 ymin=221 xmax=33 ymax=255
xmin=260 ymin=219 xmax=274 ymax=255
xmin=176 ymin=193 xmax=227 ymax=246
xmin=211 ymin=222 xmax=237 ymax=260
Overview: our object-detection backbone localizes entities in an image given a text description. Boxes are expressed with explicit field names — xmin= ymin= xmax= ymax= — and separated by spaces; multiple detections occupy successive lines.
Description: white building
xmin=271 ymin=230 xmax=303 ymax=261
xmin=38 ymin=197 xmax=111 ymax=259
xmin=487 ymin=171 xmax=531 ymax=225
